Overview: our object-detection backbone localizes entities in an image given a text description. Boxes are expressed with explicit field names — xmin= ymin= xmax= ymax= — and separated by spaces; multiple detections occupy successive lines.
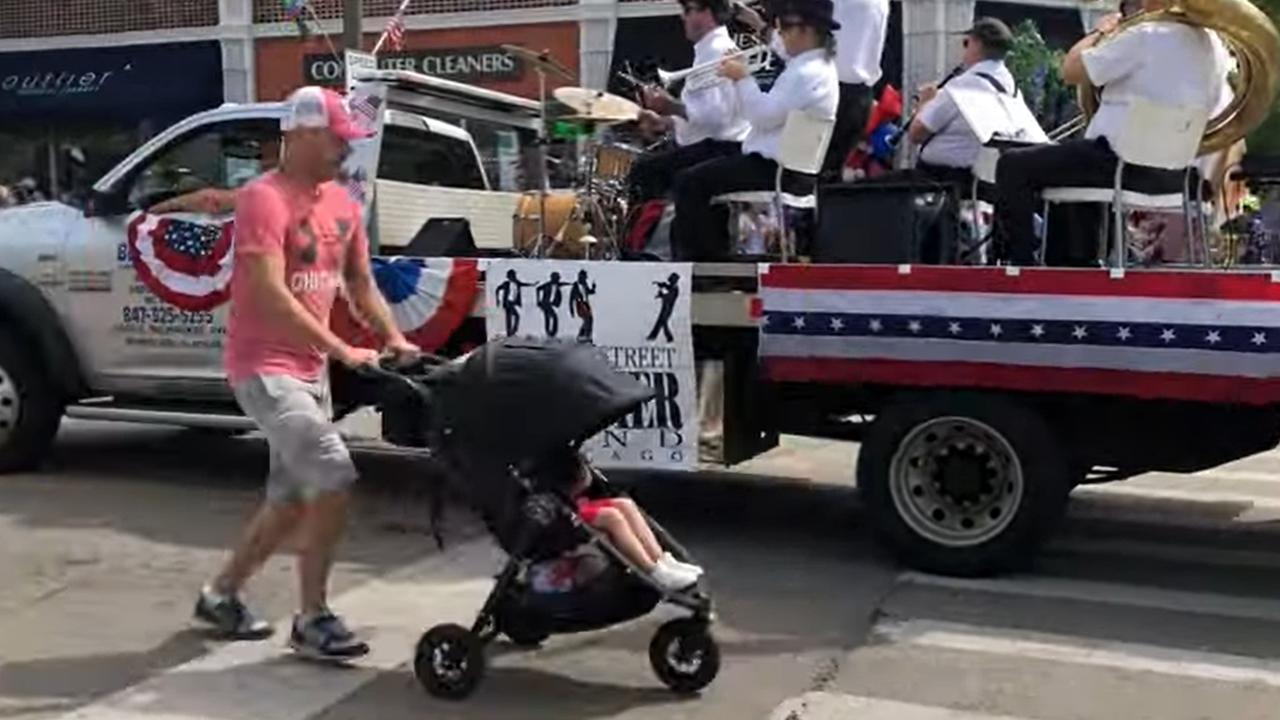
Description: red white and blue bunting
xmin=332 ymin=256 xmax=479 ymax=353
xmin=126 ymin=212 xmax=235 ymax=312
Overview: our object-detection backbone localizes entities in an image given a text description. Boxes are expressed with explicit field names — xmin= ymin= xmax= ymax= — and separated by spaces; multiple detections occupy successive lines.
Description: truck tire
xmin=0 ymin=327 xmax=63 ymax=472
xmin=858 ymin=391 xmax=1071 ymax=577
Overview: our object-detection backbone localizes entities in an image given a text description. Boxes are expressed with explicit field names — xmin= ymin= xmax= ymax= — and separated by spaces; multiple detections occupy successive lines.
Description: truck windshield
xmin=377 ymin=124 xmax=486 ymax=190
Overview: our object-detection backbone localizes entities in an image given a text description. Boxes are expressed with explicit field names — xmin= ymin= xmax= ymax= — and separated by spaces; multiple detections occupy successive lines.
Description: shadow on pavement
xmin=0 ymin=630 xmax=211 ymax=706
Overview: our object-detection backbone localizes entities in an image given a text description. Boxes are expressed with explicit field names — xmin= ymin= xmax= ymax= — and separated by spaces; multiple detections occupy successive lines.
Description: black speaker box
xmin=813 ymin=182 xmax=958 ymax=265
xmin=404 ymin=217 xmax=477 ymax=257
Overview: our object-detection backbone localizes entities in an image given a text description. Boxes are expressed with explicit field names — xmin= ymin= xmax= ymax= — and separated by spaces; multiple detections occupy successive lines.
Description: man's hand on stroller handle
xmin=336 ymin=344 xmax=380 ymax=369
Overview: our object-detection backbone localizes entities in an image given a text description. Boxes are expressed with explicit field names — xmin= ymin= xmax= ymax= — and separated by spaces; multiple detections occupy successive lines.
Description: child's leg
xmin=590 ymin=507 xmax=657 ymax=571
xmin=610 ymin=498 xmax=664 ymax=561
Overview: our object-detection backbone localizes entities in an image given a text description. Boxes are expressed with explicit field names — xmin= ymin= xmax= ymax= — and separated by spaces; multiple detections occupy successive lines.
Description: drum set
xmin=501 ymin=45 xmax=652 ymax=261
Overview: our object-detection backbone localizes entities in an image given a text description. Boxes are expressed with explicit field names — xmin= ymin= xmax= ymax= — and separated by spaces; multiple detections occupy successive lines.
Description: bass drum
xmin=513 ymin=191 xmax=593 ymax=259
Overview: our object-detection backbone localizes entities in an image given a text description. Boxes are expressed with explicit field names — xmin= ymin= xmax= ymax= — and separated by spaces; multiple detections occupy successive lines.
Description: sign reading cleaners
xmin=485 ymin=260 xmax=698 ymax=471
xmin=305 ymin=46 xmax=523 ymax=85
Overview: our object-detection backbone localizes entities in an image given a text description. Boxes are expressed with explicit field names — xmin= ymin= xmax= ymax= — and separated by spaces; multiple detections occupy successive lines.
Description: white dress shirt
xmin=917 ymin=59 xmax=1017 ymax=169
xmin=672 ymin=26 xmax=752 ymax=147
xmin=1081 ymin=21 xmax=1223 ymax=146
xmin=832 ymin=0 xmax=890 ymax=86
xmin=734 ymin=48 xmax=840 ymax=161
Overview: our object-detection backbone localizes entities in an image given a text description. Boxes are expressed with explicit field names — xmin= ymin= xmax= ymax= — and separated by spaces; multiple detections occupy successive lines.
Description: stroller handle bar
xmin=349 ymin=352 xmax=450 ymax=392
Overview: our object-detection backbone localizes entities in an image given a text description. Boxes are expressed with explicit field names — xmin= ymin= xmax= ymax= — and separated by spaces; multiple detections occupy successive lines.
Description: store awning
xmin=0 ymin=41 xmax=223 ymax=124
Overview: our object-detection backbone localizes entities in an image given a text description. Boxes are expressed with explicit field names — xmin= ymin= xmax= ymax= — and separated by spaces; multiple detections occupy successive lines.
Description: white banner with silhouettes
xmin=485 ymin=260 xmax=697 ymax=470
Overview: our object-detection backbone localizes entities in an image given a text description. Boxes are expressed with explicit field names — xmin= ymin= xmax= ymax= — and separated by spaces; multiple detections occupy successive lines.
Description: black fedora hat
xmin=770 ymin=0 xmax=841 ymax=31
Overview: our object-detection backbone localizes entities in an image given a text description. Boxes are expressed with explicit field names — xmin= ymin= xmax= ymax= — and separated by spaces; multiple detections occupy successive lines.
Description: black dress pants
xmin=994 ymin=138 xmax=1120 ymax=266
xmin=628 ymin=139 xmax=742 ymax=203
xmin=671 ymin=153 xmax=793 ymax=262
xmin=994 ymin=137 xmax=1200 ymax=266
xmin=821 ymin=83 xmax=874 ymax=181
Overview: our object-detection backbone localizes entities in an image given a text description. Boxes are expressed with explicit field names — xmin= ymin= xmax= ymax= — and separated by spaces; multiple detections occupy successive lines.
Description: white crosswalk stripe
xmin=876 ymin=619 xmax=1280 ymax=689
xmin=770 ymin=692 xmax=1036 ymax=720
xmin=768 ymin=462 xmax=1280 ymax=720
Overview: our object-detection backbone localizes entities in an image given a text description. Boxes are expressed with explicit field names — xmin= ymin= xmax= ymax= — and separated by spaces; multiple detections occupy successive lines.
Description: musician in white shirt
xmin=628 ymin=0 xmax=752 ymax=203
xmin=993 ymin=0 xmax=1225 ymax=265
xmin=908 ymin=18 xmax=1020 ymax=183
xmin=668 ymin=0 xmax=840 ymax=261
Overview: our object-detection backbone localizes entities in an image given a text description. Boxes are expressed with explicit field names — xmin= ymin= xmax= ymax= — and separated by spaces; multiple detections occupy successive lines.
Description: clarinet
xmin=891 ymin=64 xmax=966 ymax=149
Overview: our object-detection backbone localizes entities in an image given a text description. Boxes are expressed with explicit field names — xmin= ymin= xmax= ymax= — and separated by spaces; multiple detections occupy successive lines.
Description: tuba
xmin=1076 ymin=0 xmax=1280 ymax=155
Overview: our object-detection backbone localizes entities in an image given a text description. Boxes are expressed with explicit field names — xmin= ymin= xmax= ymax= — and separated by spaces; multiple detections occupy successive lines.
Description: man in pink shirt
xmin=194 ymin=86 xmax=417 ymax=660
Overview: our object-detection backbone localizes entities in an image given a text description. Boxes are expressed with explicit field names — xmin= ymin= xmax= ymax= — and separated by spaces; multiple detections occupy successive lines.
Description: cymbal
xmin=553 ymin=87 xmax=640 ymax=122
xmin=559 ymin=114 xmax=633 ymax=126
xmin=500 ymin=44 xmax=575 ymax=81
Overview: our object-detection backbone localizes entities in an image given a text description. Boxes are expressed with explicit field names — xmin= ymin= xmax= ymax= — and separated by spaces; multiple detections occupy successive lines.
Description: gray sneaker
xmin=289 ymin=612 xmax=370 ymax=661
xmin=193 ymin=587 xmax=274 ymax=640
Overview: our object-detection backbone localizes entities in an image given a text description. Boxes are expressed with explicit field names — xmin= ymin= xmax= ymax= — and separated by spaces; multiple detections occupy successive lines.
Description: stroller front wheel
xmin=649 ymin=619 xmax=720 ymax=694
xmin=414 ymin=624 xmax=485 ymax=700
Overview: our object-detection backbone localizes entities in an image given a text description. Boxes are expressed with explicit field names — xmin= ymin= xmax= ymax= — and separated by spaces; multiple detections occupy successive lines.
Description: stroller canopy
xmin=433 ymin=337 xmax=655 ymax=468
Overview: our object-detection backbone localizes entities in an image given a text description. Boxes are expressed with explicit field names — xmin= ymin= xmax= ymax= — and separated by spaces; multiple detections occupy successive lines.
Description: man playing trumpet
xmin=627 ymin=0 xmax=752 ymax=203
xmin=669 ymin=0 xmax=840 ymax=261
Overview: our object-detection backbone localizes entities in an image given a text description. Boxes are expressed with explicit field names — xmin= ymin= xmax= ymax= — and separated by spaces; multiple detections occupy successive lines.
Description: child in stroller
xmin=346 ymin=337 xmax=720 ymax=701
xmin=563 ymin=450 xmax=704 ymax=591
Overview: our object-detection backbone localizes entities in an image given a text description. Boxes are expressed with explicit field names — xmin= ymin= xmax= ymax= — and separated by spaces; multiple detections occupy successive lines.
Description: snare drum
xmin=593 ymin=143 xmax=640 ymax=184
xmin=513 ymin=191 xmax=593 ymax=258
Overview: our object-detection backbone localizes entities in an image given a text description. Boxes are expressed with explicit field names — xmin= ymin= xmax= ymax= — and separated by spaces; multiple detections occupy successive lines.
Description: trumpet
xmin=657 ymin=44 xmax=772 ymax=92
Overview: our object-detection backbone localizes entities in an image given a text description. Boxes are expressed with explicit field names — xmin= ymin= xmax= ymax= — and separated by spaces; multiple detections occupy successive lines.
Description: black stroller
xmin=350 ymin=337 xmax=719 ymax=700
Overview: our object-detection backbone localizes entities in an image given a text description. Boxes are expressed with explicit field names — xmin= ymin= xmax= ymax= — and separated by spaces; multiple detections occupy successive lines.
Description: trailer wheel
xmin=0 ymin=328 xmax=62 ymax=473
xmin=859 ymin=392 xmax=1070 ymax=577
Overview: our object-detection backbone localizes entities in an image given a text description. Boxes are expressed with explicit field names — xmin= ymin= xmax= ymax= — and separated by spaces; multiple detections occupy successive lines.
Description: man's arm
xmin=342 ymin=225 xmax=416 ymax=355
xmin=240 ymin=252 xmax=366 ymax=366
xmin=909 ymin=82 xmax=960 ymax=146
xmin=1063 ymin=13 xmax=1125 ymax=86
xmin=344 ymin=254 xmax=403 ymax=345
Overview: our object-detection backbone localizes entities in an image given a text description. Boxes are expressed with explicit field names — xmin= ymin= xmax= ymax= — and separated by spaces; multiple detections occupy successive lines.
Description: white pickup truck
xmin=0 ymin=71 xmax=548 ymax=471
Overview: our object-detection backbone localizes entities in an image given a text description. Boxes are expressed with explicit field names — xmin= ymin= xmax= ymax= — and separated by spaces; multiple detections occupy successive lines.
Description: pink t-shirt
xmin=224 ymin=171 xmax=368 ymax=384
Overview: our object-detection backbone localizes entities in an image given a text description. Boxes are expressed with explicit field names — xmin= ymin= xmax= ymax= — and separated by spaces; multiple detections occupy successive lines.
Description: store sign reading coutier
xmin=305 ymin=47 xmax=523 ymax=84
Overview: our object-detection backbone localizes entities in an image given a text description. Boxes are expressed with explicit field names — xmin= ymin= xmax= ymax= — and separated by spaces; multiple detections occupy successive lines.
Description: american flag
xmin=384 ymin=10 xmax=406 ymax=51
xmin=347 ymin=91 xmax=383 ymax=127
xmin=759 ymin=265 xmax=1280 ymax=406
xmin=127 ymin=214 xmax=235 ymax=312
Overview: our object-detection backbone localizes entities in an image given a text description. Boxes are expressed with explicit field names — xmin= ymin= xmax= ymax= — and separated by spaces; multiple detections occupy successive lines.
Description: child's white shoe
xmin=649 ymin=560 xmax=699 ymax=592
xmin=662 ymin=552 xmax=704 ymax=577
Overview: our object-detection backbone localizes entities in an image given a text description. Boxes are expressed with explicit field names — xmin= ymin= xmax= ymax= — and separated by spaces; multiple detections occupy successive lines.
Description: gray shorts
xmin=233 ymin=374 xmax=358 ymax=504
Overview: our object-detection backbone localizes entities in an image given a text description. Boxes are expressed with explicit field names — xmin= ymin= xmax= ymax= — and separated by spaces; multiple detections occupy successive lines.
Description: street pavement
xmin=7 ymin=425 xmax=1280 ymax=719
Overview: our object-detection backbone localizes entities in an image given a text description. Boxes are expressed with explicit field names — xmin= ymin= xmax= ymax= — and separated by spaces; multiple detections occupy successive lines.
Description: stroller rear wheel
xmin=649 ymin=618 xmax=720 ymax=694
xmin=414 ymin=624 xmax=485 ymax=700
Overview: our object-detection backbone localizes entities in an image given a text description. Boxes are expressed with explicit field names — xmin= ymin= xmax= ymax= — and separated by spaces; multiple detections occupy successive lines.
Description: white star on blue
xmin=762 ymin=310 xmax=1280 ymax=355
xmin=163 ymin=220 xmax=220 ymax=258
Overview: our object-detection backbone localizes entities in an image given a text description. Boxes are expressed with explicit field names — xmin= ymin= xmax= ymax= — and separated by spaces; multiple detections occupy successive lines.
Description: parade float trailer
xmin=2 ymin=72 xmax=1279 ymax=578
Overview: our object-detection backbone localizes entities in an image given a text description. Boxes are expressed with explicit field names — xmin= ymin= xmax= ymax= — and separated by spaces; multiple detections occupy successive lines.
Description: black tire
xmin=649 ymin=619 xmax=720 ymax=694
xmin=0 ymin=327 xmax=62 ymax=473
xmin=413 ymin=624 xmax=485 ymax=700
xmin=858 ymin=391 xmax=1071 ymax=577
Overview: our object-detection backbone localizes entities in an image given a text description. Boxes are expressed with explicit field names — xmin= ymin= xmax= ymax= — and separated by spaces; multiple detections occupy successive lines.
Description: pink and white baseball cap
xmin=280 ymin=86 xmax=374 ymax=141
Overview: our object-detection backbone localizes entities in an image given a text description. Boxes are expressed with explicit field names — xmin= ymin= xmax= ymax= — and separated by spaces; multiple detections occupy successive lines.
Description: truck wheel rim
xmin=0 ymin=364 xmax=18 ymax=444
xmin=888 ymin=416 xmax=1024 ymax=548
